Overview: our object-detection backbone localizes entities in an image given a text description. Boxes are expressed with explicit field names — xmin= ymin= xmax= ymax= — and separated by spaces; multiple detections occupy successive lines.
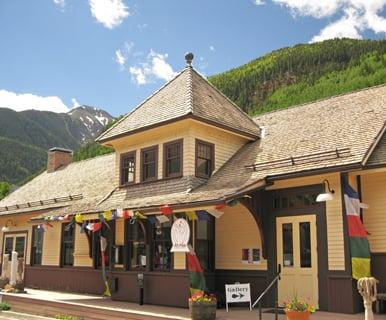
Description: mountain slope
xmin=0 ymin=106 xmax=113 ymax=184
xmin=209 ymin=38 xmax=386 ymax=115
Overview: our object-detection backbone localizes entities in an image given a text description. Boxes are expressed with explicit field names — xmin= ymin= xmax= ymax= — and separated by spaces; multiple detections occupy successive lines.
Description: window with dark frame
xmin=163 ymin=140 xmax=183 ymax=178
xmin=152 ymin=220 xmax=172 ymax=271
xmin=31 ymin=225 xmax=44 ymax=265
xmin=141 ymin=146 xmax=158 ymax=182
xmin=61 ymin=223 xmax=75 ymax=266
xmin=195 ymin=140 xmax=214 ymax=179
xmin=195 ymin=217 xmax=214 ymax=271
xmin=120 ymin=151 xmax=136 ymax=185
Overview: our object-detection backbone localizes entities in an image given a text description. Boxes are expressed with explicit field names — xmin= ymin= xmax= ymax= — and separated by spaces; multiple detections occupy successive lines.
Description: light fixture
xmin=316 ymin=179 xmax=335 ymax=202
xmin=1 ymin=219 xmax=16 ymax=232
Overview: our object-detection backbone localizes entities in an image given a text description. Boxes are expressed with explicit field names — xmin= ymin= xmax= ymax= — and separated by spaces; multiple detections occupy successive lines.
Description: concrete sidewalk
xmin=1 ymin=288 xmax=386 ymax=320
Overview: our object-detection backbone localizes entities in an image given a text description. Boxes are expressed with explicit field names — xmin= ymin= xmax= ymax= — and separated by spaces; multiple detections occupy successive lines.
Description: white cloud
xmin=128 ymin=50 xmax=177 ymax=85
xmin=53 ymin=0 xmax=65 ymax=8
xmin=254 ymin=0 xmax=265 ymax=5
xmin=268 ymin=0 xmax=386 ymax=42
xmin=89 ymin=0 xmax=129 ymax=29
xmin=115 ymin=49 xmax=126 ymax=66
xmin=0 ymin=90 xmax=70 ymax=113
xmin=311 ymin=8 xmax=363 ymax=42
xmin=209 ymin=45 xmax=215 ymax=52
xmin=71 ymin=98 xmax=81 ymax=108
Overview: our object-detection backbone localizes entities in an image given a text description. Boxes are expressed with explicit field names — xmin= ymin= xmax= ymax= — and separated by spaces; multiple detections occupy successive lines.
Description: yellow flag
xmin=75 ymin=213 xmax=83 ymax=223
xmin=135 ymin=211 xmax=147 ymax=219
xmin=103 ymin=210 xmax=112 ymax=221
xmin=186 ymin=211 xmax=198 ymax=220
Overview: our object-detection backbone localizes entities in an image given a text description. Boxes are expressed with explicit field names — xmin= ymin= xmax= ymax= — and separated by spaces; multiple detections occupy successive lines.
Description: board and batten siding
xmin=267 ymin=173 xmax=345 ymax=271
xmin=41 ymin=222 xmax=61 ymax=266
xmin=111 ymin=119 xmax=249 ymax=186
xmin=215 ymin=203 xmax=267 ymax=270
xmin=360 ymin=170 xmax=386 ymax=252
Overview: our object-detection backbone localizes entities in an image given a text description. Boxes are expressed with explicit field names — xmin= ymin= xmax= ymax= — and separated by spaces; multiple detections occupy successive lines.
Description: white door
xmin=276 ymin=215 xmax=318 ymax=308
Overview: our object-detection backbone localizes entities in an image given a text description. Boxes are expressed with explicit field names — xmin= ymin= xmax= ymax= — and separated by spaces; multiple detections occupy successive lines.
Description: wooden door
xmin=276 ymin=215 xmax=318 ymax=308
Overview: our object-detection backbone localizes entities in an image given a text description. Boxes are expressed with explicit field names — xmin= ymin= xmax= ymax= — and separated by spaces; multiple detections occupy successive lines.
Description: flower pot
xmin=189 ymin=300 xmax=217 ymax=320
xmin=285 ymin=310 xmax=311 ymax=320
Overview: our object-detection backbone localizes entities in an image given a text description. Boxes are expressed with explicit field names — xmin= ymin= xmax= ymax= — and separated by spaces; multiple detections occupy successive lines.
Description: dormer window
xmin=163 ymin=139 xmax=183 ymax=178
xmin=120 ymin=151 xmax=136 ymax=186
xmin=141 ymin=146 xmax=158 ymax=182
xmin=195 ymin=139 xmax=214 ymax=179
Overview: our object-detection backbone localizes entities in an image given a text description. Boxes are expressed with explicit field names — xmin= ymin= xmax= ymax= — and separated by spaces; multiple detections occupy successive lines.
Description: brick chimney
xmin=47 ymin=148 xmax=73 ymax=173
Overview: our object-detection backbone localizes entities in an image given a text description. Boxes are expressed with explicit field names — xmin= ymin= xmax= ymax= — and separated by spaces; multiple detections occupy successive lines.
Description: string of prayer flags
xmin=117 ymin=208 xmax=130 ymax=219
xmin=111 ymin=210 xmax=117 ymax=220
xmin=186 ymin=211 xmax=198 ymax=221
xmin=75 ymin=213 xmax=83 ymax=223
xmin=156 ymin=215 xmax=169 ymax=224
xmin=196 ymin=210 xmax=210 ymax=221
xmin=161 ymin=204 xmax=173 ymax=215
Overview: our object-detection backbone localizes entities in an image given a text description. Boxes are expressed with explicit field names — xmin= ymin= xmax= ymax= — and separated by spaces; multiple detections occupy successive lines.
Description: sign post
xmin=225 ymin=283 xmax=252 ymax=312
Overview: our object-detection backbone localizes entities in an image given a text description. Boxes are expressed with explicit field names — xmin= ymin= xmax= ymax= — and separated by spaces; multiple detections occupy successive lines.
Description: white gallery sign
xmin=225 ymin=282 xmax=252 ymax=311
xmin=170 ymin=218 xmax=190 ymax=252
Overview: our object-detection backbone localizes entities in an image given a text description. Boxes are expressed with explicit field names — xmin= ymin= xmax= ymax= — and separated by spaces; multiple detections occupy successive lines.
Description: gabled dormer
xmin=96 ymin=54 xmax=260 ymax=189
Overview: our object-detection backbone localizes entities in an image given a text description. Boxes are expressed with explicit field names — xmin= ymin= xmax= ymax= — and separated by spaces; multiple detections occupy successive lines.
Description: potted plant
xmin=189 ymin=292 xmax=217 ymax=320
xmin=284 ymin=294 xmax=315 ymax=320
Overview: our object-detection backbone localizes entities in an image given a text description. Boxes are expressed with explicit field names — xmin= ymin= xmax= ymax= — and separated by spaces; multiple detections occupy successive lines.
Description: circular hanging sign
xmin=170 ymin=218 xmax=190 ymax=252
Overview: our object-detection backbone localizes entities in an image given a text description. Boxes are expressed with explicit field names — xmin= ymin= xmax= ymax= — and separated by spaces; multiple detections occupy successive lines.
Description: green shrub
xmin=0 ymin=302 xmax=11 ymax=310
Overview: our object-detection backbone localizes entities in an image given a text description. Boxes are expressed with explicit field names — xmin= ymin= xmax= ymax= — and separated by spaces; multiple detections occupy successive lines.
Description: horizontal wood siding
xmin=173 ymin=252 xmax=186 ymax=270
xmin=115 ymin=219 xmax=124 ymax=246
xmin=215 ymin=204 xmax=267 ymax=270
xmin=361 ymin=170 xmax=386 ymax=252
xmin=268 ymin=173 xmax=345 ymax=271
xmin=189 ymin=121 xmax=247 ymax=174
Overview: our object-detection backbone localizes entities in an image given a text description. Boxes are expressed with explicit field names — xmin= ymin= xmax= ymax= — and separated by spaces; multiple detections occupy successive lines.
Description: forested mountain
xmin=0 ymin=106 xmax=113 ymax=184
xmin=209 ymin=38 xmax=386 ymax=115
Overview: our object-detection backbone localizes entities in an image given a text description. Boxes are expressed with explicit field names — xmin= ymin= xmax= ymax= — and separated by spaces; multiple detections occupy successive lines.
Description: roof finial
xmin=185 ymin=52 xmax=194 ymax=67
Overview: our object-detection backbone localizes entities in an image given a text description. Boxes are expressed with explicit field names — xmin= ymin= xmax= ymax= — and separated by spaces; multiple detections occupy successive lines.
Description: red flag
xmin=93 ymin=222 xmax=102 ymax=233
xmin=161 ymin=204 xmax=173 ymax=215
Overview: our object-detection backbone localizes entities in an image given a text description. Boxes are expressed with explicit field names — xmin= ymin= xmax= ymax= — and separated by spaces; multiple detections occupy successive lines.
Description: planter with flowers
xmin=284 ymin=295 xmax=315 ymax=320
xmin=188 ymin=292 xmax=217 ymax=320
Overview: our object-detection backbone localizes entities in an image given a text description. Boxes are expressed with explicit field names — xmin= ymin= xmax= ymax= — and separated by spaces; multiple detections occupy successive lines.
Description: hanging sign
xmin=225 ymin=283 xmax=252 ymax=312
xmin=170 ymin=218 xmax=190 ymax=252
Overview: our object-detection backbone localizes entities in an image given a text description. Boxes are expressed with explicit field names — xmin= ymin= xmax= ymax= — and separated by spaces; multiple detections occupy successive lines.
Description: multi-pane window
xmin=196 ymin=140 xmax=214 ymax=178
xmin=141 ymin=146 xmax=158 ymax=182
xmin=195 ymin=217 xmax=214 ymax=271
xmin=152 ymin=220 xmax=172 ymax=270
xmin=164 ymin=140 xmax=183 ymax=178
xmin=61 ymin=223 xmax=75 ymax=266
xmin=31 ymin=226 xmax=44 ymax=265
xmin=120 ymin=152 xmax=136 ymax=185
xmin=127 ymin=220 xmax=148 ymax=270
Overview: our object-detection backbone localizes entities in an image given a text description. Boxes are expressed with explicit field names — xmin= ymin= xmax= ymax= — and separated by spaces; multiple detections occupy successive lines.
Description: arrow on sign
xmin=232 ymin=293 xmax=245 ymax=299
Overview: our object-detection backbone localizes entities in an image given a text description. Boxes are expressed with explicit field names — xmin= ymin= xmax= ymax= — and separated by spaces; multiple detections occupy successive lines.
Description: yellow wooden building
xmin=0 ymin=56 xmax=385 ymax=313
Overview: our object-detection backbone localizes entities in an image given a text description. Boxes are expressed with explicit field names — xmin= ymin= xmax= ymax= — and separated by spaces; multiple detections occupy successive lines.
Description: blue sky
xmin=0 ymin=0 xmax=385 ymax=117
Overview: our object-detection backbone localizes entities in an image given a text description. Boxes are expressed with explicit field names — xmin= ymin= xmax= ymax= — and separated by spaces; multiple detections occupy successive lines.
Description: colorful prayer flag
xmin=187 ymin=247 xmax=207 ymax=296
xmin=80 ymin=221 xmax=87 ymax=234
xmin=75 ymin=213 xmax=83 ymax=223
xmin=186 ymin=211 xmax=198 ymax=221
xmin=196 ymin=210 xmax=210 ymax=221
xmin=148 ymin=216 xmax=157 ymax=224
xmin=103 ymin=210 xmax=112 ymax=221
xmin=344 ymin=182 xmax=371 ymax=280
xmin=161 ymin=204 xmax=173 ymax=215
xmin=111 ymin=210 xmax=117 ymax=220
xmin=206 ymin=208 xmax=224 ymax=219
xmin=156 ymin=215 xmax=169 ymax=223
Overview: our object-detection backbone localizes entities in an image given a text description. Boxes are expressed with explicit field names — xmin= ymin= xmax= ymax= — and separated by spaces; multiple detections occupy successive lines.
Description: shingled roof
xmin=97 ymin=66 xmax=260 ymax=142
xmin=0 ymin=154 xmax=115 ymax=216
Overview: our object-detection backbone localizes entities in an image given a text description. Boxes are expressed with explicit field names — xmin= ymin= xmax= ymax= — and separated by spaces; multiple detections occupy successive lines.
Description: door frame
xmin=263 ymin=184 xmax=329 ymax=311
xmin=2 ymin=230 xmax=29 ymax=265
